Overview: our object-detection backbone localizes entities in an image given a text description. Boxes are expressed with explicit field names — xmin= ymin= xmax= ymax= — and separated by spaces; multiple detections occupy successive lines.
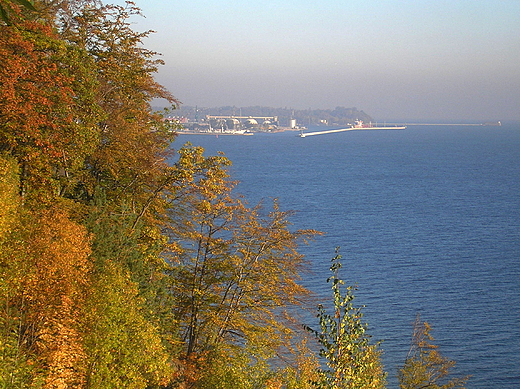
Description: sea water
xmin=174 ymin=123 xmax=520 ymax=388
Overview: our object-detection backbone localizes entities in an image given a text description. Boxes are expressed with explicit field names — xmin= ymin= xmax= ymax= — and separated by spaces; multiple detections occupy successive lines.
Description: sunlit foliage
xmin=163 ymin=144 xmax=320 ymax=386
xmin=0 ymin=10 xmax=103 ymax=201
xmin=398 ymin=315 xmax=469 ymax=389
xmin=0 ymin=203 xmax=92 ymax=388
xmin=305 ymin=250 xmax=386 ymax=389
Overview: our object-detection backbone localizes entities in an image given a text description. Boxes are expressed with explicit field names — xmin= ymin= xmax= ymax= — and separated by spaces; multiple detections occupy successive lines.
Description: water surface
xmin=174 ymin=124 xmax=520 ymax=388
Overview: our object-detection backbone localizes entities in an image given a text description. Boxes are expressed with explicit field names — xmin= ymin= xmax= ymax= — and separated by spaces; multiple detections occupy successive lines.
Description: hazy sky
xmin=126 ymin=0 xmax=520 ymax=121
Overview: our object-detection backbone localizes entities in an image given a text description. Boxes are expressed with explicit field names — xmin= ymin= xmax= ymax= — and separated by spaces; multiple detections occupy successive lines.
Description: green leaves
xmin=84 ymin=260 xmax=173 ymax=388
xmin=305 ymin=250 xmax=386 ymax=389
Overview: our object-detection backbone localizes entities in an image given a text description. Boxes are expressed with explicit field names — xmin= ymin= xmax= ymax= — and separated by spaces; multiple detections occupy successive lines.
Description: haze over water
xmin=176 ymin=123 xmax=520 ymax=388
xmin=128 ymin=0 xmax=520 ymax=122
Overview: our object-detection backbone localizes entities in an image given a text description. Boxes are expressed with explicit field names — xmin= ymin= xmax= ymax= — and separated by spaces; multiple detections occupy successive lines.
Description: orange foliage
xmin=0 ymin=24 xmax=68 ymax=154
xmin=0 ymin=18 xmax=101 ymax=200
xmin=21 ymin=206 xmax=92 ymax=388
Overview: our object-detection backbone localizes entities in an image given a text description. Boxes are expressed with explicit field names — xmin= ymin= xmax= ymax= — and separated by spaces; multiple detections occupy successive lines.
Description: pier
xmin=299 ymin=128 xmax=355 ymax=137
xmin=299 ymin=125 xmax=406 ymax=137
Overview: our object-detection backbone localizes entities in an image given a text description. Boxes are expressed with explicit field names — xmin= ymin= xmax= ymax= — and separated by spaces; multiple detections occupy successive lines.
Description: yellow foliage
xmin=83 ymin=259 xmax=174 ymax=388
xmin=0 ymin=154 xmax=20 ymax=242
xmin=22 ymin=206 xmax=92 ymax=388
xmin=398 ymin=315 xmax=469 ymax=389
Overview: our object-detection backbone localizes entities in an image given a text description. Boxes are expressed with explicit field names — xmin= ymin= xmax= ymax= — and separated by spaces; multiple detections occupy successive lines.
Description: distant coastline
xmin=159 ymin=105 xmax=373 ymax=129
xmin=159 ymin=105 xmax=503 ymax=135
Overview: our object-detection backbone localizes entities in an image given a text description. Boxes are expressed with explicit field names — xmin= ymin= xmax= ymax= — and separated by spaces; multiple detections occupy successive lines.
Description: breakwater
xmin=299 ymin=126 xmax=406 ymax=137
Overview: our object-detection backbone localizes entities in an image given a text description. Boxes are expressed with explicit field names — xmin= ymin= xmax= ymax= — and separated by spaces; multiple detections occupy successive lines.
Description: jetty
xmin=299 ymin=124 xmax=406 ymax=138
xmin=300 ymin=128 xmax=356 ymax=137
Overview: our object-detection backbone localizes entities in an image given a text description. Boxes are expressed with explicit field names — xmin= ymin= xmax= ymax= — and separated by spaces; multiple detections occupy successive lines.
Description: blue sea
xmin=175 ymin=123 xmax=520 ymax=388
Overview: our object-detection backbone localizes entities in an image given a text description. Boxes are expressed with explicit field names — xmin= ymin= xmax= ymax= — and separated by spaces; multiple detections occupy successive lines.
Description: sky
xmin=125 ymin=0 xmax=520 ymax=122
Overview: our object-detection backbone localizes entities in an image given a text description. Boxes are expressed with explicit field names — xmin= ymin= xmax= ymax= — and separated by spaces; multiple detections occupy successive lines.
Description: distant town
xmin=160 ymin=105 xmax=374 ymax=134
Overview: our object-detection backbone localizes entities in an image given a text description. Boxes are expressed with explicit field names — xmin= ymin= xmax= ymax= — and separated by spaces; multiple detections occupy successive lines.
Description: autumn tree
xmin=163 ymin=144 xmax=319 ymax=386
xmin=0 ymin=201 xmax=93 ymax=388
xmin=82 ymin=258 xmax=173 ymax=388
xmin=23 ymin=206 xmax=93 ymax=388
xmin=305 ymin=250 xmax=386 ymax=389
xmin=0 ymin=5 xmax=103 ymax=202
xmin=398 ymin=315 xmax=469 ymax=389
xmin=59 ymin=1 xmax=178 ymax=206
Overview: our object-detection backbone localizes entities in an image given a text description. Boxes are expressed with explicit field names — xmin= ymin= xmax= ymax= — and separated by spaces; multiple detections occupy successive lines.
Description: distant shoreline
xmin=174 ymin=126 xmax=303 ymax=136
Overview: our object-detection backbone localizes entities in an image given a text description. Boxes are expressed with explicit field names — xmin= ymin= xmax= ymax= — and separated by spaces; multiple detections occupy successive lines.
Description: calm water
xmin=174 ymin=123 xmax=520 ymax=388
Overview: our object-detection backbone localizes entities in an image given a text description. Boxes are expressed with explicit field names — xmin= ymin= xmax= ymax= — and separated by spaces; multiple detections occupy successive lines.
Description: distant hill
xmin=164 ymin=105 xmax=373 ymax=127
